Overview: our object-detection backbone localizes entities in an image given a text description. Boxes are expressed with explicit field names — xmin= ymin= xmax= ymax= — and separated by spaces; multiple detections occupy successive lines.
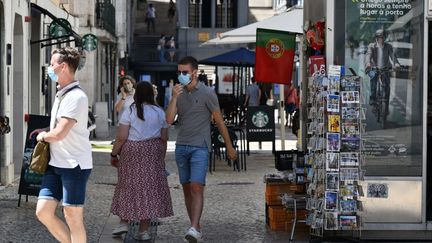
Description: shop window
xmin=216 ymin=0 xmax=237 ymax=28
xmin=188 ymin=0 xmax=238 ymax=28
xmin=335 ymin=0 xmax=424 ymax=176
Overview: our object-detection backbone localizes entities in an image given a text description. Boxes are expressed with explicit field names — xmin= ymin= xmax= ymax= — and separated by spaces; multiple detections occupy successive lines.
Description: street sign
xmin=82 ymin=34 xmax=98 ymax=51
xmin=48 ymin=18 xmax=71 ymax=38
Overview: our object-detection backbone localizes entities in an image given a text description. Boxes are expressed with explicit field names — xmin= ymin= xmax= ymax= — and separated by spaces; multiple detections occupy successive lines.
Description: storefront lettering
xmin=357 ymin=0 xmax=412 ymax=19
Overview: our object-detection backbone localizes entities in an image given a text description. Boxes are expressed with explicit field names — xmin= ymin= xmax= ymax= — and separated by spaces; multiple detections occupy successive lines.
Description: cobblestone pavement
xmin=0 ymin=125 xmax=311 ymax=243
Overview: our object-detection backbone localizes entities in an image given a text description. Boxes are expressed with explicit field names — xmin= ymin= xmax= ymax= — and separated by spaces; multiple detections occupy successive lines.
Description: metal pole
xmin=280 ymin=84 xmax=285 ymax=150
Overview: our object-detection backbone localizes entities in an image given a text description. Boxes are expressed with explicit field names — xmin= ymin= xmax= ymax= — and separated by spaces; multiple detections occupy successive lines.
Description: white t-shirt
xmin=119 ymin=104 xmax=168 ymax=141
xmin=116 ymin=94 xmax=134 ymax=124
xmin=377 ymin=45 xmax=384 ymax=68
xmin=49 ymin=81 xmax=93 ymax=169
xmin=147 ymin=7 xmax=156 ymax=18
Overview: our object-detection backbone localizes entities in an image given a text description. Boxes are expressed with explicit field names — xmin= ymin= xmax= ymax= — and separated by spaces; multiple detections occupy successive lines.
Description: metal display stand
xmin=304 ymin=64 xmax=365 ymax=239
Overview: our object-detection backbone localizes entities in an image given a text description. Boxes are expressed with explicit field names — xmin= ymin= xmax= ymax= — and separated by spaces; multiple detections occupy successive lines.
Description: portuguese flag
xmin=255 ymin=28 xmax=296 ymax=85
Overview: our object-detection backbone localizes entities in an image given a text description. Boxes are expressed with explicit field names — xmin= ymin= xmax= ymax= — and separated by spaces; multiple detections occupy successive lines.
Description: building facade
xmin=0 ymin=0 xmax=130 ymax=185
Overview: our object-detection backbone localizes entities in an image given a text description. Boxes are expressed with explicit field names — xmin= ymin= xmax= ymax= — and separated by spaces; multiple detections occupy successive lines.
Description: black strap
xmin=60 ymin=85 xmax=81 ymax=98
xmin=54 ymin=85 xmax=81 ymax=128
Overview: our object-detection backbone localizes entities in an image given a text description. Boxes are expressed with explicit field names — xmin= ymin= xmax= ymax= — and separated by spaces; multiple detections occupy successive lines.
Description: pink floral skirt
xmin=111 ymin=138 xmax=173 ymax=220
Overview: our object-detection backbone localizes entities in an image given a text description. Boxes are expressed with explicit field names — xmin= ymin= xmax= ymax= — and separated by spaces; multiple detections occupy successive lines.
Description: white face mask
xmin=124 ymin=83 xmax=133 ymax=92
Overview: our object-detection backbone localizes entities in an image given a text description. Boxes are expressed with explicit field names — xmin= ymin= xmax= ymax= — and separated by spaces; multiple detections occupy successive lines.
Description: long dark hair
xmin=132 ymin=81 xmax=157 ymax=121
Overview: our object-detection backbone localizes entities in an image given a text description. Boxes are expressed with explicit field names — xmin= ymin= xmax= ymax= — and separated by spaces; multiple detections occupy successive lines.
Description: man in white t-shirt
xmin=31 ymin=47 xmax=92 ymax=243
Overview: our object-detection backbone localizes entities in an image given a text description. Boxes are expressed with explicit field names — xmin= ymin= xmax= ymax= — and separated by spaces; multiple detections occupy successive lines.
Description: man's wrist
xmin=110 ymin=153 xmax=118 ymax=157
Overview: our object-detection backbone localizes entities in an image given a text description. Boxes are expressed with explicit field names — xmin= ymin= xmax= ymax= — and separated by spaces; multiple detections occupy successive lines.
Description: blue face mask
xmin=47 ymin=66 xmax=58 ymax=82
xmin=178 ymin=73 xmax=191 ymax=85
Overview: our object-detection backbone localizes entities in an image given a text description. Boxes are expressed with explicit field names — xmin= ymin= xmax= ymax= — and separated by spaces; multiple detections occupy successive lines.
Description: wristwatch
xmin=110 ymin=153 xmax=118 ymax=157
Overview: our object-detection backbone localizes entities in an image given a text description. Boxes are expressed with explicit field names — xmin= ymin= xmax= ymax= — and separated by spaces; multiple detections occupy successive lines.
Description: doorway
xmin=12 ymin=14 xmax=24 ymax=176
xmin=427 ymin=22 xmax=432 ymax=221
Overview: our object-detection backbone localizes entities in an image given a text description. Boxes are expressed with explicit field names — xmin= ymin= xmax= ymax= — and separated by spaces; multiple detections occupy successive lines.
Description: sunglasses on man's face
xmin=177 ymin=70 xmax=189 ymax=75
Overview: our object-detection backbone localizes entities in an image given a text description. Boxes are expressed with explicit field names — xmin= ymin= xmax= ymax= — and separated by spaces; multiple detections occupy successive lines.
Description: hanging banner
xmin=48 ymin=18 xmax=71 ymax=38
xmin=82 ymin=34 xmax=98 ymax=52
xmin=255 ymin=28 xmax=296 ymax=85
xmin=345 ymin=0 xmax=423 ymax=176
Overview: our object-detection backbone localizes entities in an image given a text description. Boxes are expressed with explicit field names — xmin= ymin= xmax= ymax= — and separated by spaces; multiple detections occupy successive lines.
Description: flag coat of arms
xmin=255 ymin=28 xmax=296 ymax=85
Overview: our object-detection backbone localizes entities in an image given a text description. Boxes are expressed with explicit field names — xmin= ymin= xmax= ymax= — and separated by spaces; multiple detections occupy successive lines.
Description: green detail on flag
xmin=255 ymin=28 xmax=297 ymax=84
xmin=256 ymin=28 xmax=296 ymax=53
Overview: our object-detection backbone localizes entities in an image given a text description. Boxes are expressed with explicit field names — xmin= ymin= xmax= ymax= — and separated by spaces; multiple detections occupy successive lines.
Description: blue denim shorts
xmin=175 ymin=145 xmax=209 ymax=185
xmin=38 ymin=165 xmax=92 ymax=206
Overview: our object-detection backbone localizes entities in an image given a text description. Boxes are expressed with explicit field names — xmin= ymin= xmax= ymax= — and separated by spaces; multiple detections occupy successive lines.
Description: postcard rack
xmin=305 ymin=64 xmax=365 ymax=238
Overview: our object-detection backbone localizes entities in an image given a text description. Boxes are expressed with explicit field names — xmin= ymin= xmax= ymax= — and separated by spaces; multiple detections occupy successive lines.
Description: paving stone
xmin=0 ymin=126 xmax=310 ymax=243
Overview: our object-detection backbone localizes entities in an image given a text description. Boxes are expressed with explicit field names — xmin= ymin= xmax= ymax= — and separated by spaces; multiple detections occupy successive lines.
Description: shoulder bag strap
xmin=54 ymin=85 xmax=81 ymax=128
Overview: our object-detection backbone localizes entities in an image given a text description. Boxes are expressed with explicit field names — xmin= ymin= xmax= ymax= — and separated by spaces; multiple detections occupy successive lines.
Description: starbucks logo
xmin=252 ymin=111 xmax=269 ymax=128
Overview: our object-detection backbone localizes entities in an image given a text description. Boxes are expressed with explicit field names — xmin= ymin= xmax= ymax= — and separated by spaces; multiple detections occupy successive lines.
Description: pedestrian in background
xmin=158 ymin=34 xmax=166 ymax=62
xmin=198 ymin=69 xmax=208 ymax=86
xmin=110 ymin=81 xmax=173 ymax=241
xmin=33 ymin=47 xmax=92 ymax=243
xmin=167 ymin=36 xmax=176 ymax=62
xmin=115 ymin=75 xmax=136 ymax=124
xmin=259 ymin=82 xmax=273 ymax=106
xmin=284 ymin=83 xmax=298 ymax=127
xmin=166 ymin=56 xmax=237 ymax=243
xmin=146 ymin=3 xmax=156 ymax=33
xmin=167 ymin=0 xmax=176 ymax=23
xmin=244 ymin=77 xmax=261 ymax=107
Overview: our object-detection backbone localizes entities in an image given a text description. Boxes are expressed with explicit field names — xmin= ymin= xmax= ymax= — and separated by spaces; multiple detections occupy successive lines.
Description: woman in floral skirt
xmin=110 ymin=81 xmax=173 ymax=241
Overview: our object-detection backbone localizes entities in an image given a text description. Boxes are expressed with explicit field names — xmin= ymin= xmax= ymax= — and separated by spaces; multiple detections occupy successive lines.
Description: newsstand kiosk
xmin=301 ymin=0 xmax=432 ymax=240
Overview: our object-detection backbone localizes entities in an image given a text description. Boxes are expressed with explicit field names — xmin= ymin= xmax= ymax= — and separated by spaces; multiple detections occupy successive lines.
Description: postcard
xmin=327 ymin=94 xmax=340 ymax=112
xmin=317 ymin=123 xmax=325 ymax=135
xmin=327 ymin=133 xmax=341 ymax=152
xmin=342 ymin=122 xmax=360 ymax=139
xmin=341 ymin=138 xmax=360 ymax=152
xmin=342 ymin=106 xmax=360 ymax=120
xmin=328 ymin=75 xmax=340 ymax=94
xmin=341 ymin=91 xmax=360 ymax=104
xmin=341 ymin=76 xmax=361 ymax=91
xmin=328 ymin=65 xmax=343 ymax=77
xmin=309 ymin=55 xmax=326 ymax=76
xmin=318 ymin=107 xmax=324 ymax=119
xmin=340 ymin=168 xmax=360 ymax=181
xmin=340 ymin=200 xmax=357 ymax=212
xmin=325 ymin=191 xmax=338 ymax=211
xmin=339 ymin=215 xmax=357 ymax=230
xmin=328 ymin=115 xmax=341 ymax=133
xmin=326 ymin=172 xmax=339 ymax=191
xmin=325 ymin=212 xmax=339 ymax=230
xmin=340 ymin=184 xmax=358 ymax=199
xmin=326 ymin=153 xmax=340 ymax=171
xmin=340 ymin=152 xmax=359 ymax=167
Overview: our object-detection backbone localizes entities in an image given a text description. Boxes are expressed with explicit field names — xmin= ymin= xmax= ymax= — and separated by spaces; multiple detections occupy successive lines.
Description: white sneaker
xmin=134 ymin=231 xmax=151 ymax=241
xmin=111 ymin=222 xmax=128 ymax=236
xmin=185 ymin=227 xmax=203 ymax=243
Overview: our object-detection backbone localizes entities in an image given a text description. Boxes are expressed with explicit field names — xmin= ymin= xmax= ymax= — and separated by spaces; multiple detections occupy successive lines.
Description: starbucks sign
xmin=82 ymin=34 xmax=98 ymax=52
xmin=246 ymin=106 xmax=275 ymax=142
xmin=48 ymin=18 xmax=71 ymax=38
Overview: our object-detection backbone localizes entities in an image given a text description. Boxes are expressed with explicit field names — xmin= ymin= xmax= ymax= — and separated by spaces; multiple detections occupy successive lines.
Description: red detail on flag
xmin=255 ymin=29 xmax=296 ymax=85
xmin=255 ymin=46 xmax=295 ymax=85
